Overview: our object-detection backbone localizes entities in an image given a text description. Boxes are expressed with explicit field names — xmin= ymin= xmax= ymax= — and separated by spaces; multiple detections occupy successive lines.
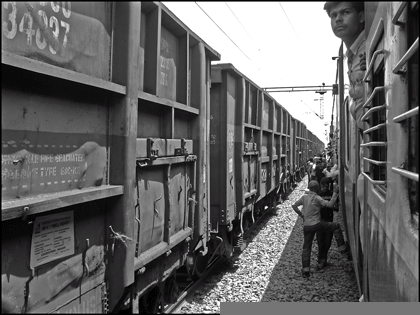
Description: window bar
xmin=363 ymin=123 xmax=387 ymax=134
xmin=391 ymin=2 xmax=408 ymax=26
xmin=360 ymin=141 xmax=387 ymax=147
xmin=392 ymin=37 xmax=419 ymax=75
xmin=393 ymin=106 xmax=419 ymax=123
xmin=363 ymin=49 xmax=385 ymax=82
xmin=362 ymin=172 xmax=386 ymax=185
xmin=363 ymin=86 xmax=386 ymax=109
xmin=391 ymin=167 xmax=419 ymax=182
xmin=364 ymin=157 xmax=387 ymax=166
xmin=366 ymin=19 xmax=384 ymax=64
xmin=361 ymin=104 xmax=386 ymax=121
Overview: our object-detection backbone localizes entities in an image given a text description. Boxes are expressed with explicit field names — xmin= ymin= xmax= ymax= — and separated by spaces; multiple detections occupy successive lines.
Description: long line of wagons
xmin=2 ymin=2 xmax=418 ymax=313
xmin=1 ymin=2 xmax=323 ymax=313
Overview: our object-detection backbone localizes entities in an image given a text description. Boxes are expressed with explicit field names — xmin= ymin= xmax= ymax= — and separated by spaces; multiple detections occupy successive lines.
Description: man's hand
xmin=334 ymin=184 xmax=340 ymax=194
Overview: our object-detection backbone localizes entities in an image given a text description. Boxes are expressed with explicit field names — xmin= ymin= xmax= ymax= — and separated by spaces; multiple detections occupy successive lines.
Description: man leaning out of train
xmin=292 ymin=180 xmax=348 ymax=278
xmin=324 ymin=1 xmax=366 ymax=252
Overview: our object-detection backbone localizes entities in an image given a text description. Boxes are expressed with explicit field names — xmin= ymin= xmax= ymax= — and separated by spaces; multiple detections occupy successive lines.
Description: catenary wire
xmin=278 ymin=2 xmax=301 ymax=41
xmin=195 ymin=2 xmax=252 ymax=61
xmin=225 ymin=2 xmax=253 ymax=40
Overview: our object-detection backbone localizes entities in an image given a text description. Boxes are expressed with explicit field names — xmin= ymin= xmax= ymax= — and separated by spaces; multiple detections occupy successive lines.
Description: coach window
xmin=365 ymin=35 xmax=387 ymax=195
xmin=407 ymin=2 xmax=419 ymax=225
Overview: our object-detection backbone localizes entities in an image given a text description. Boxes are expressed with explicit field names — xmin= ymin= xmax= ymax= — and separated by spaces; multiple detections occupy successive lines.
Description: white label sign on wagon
xmin=30 ymin=211 xmax=75 ymax=268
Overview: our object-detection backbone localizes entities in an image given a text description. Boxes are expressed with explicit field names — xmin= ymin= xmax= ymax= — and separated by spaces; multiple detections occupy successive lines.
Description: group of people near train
xmin=292 ymin=1 xmax=366 ymax=278
xmin=293 ymin=152 xmax=347 ymax=277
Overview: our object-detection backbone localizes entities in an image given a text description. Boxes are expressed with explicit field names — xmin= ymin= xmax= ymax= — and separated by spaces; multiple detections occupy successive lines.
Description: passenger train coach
xmin=1 ymin=2 xmax=324 ymax=313
xmin=337 ymin=1 xmax=418 ymax=302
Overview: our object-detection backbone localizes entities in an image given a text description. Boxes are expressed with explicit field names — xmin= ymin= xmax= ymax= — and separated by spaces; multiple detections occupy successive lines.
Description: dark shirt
xmin=318 ymin=190 xmax=338 ymax=222
xmin=315 ymin=163 xmax=326 ymax=182
xmin=292 ymin=191 xmax=338 ymax=226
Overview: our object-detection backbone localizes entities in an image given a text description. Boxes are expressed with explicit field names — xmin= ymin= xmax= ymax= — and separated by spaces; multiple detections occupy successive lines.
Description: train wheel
xmin=139 ymin=287 xmax=162 ymax=314
xmin=164 ymin=277 xmax=179 ymax=304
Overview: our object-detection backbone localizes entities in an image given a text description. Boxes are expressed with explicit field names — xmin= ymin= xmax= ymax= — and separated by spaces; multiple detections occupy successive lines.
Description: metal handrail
xmin=368 ymin=19 xmax=384 ymax=61
xmin=364 ymin=157 xmax=387 ymax=166
xmin=391 ymin=167 xmax=419 ymax=182
xmin=391 ymin=2 xmax=408 ymax=26
xmin=393 ymin=106 xmax=419 ymax=123
xmin=392 ymin=37 xmax=419 ymax=74
xmin=364 ymin=123 xmax=387 ymax=134
xmin=361 ymin=104 xmax=386 ymax=121
xmin=362 ymin=172 xmax=386 ymax=185
xmin=363 ymin=86 xmax=386 ymax=109
xmin=363 ymin=49 xmax=385 ymax=82
xmin=360 ymin=141 xmax=387 ymax=147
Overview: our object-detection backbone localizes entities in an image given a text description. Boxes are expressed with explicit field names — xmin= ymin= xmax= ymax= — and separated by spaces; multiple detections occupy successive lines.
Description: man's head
xmin=308 ymin=180 xmax=320 ymax=192
xmin=324 ymin=2 xmax=365 ymax=47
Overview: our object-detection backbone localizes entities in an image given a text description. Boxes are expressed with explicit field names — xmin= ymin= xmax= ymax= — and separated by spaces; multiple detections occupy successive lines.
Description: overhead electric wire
xmin=278 ymin=2 xmax=301 ymax=41
xmin=195 ymin=2 xmax=252 ymax=61
xmin=225 ymin=2 xmax=253 ymax=40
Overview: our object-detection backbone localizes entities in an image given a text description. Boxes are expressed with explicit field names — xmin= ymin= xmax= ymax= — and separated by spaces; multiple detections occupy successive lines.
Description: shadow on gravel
xmin=183 ymin=177 xmax=359 ymax=307
xmin=259 ymin=178 xmax=360 ymax=302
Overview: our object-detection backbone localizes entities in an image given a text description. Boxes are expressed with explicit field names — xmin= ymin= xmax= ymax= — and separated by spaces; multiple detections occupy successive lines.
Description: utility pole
xmin=315 ymin=83 xmax=327 ymax=119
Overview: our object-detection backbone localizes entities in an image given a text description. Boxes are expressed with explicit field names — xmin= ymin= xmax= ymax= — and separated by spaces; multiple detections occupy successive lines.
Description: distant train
xmin=337 ymin=2 xmax=418 ymax=301
xmin=1 ymin=2 xmax=324 ymax=313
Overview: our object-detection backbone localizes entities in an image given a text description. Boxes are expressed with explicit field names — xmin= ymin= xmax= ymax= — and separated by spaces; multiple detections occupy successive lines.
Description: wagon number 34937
xmin=3 ymin=2 xmax=71 ymax=55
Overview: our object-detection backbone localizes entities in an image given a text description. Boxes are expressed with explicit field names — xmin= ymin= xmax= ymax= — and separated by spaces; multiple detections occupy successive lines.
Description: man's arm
xmin=318 ymin=185 xmax=340 ymax=208
xmin=292 ymin=198 xmax=304 ymax=219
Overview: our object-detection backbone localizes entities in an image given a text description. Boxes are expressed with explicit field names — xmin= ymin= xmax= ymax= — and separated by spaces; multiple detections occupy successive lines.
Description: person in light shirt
xmin=292 ymin=180 xmax=348 ymax=278
xmin=323 ymin=154 xmax=339 ymax=180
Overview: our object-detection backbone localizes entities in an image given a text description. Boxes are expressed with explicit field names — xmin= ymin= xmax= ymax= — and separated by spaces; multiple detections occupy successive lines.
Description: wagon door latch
xmin=147 ymin=138 xmax=159 ymax=159
xmin=175 ymin=138 xmax=189 ymax=156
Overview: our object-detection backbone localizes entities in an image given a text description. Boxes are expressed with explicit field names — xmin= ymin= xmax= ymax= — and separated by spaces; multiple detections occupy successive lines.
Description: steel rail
xmin=163 ymin=256 xmax=227 ymax=314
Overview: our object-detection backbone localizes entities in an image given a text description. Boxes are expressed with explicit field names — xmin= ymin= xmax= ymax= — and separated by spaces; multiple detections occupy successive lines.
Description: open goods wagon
xmin=209 ymin=63 xmax=321 ymax=252
xmin=338 ymin=1 xmax=418 ymax=301
xmin=2 ymin=2 xmax=220 ymax=313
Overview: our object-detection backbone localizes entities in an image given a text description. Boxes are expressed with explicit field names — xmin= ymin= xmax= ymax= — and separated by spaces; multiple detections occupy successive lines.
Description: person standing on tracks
xmin=306 ymin=158 xmax=315 ymax=185
xmin=314 ymin=158 xmax=326 ymax=184
xmin=324 ymin=1 xmax=366 ymax=252
xmin=291 ymin=180 xmax=348 ymax=278
xmin=316 ymin=177 xmax=339 ymax=270
xmin=323 ymin=154 xmax=339 ymax=190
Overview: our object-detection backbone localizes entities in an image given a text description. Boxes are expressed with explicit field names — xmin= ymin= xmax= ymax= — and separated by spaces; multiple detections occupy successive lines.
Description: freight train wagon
xmin=208 ymin=63 xmax=324 ymax=254
xmin=2 ymin=2 xmax=221 ymax=313
xmin=338 ymin=1 xmax=418 ymax=302
xmin=2 ymin=2 xmax=329 ymax=313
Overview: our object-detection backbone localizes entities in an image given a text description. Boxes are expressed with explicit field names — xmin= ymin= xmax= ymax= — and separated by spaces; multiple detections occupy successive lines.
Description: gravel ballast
xmin=179 ymin=176 xmax=360 ymax=313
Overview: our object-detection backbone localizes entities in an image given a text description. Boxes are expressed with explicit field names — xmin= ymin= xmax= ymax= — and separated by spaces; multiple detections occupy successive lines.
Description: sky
xmin=162 ymin=1 xmax=343 ymax=145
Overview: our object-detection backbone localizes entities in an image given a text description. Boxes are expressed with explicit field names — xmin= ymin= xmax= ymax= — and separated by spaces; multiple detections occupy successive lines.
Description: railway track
xmin=162 ymin=256 xmax=227 ymax=314
xmin=162 ymin=190 xmax=291 ymax=314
